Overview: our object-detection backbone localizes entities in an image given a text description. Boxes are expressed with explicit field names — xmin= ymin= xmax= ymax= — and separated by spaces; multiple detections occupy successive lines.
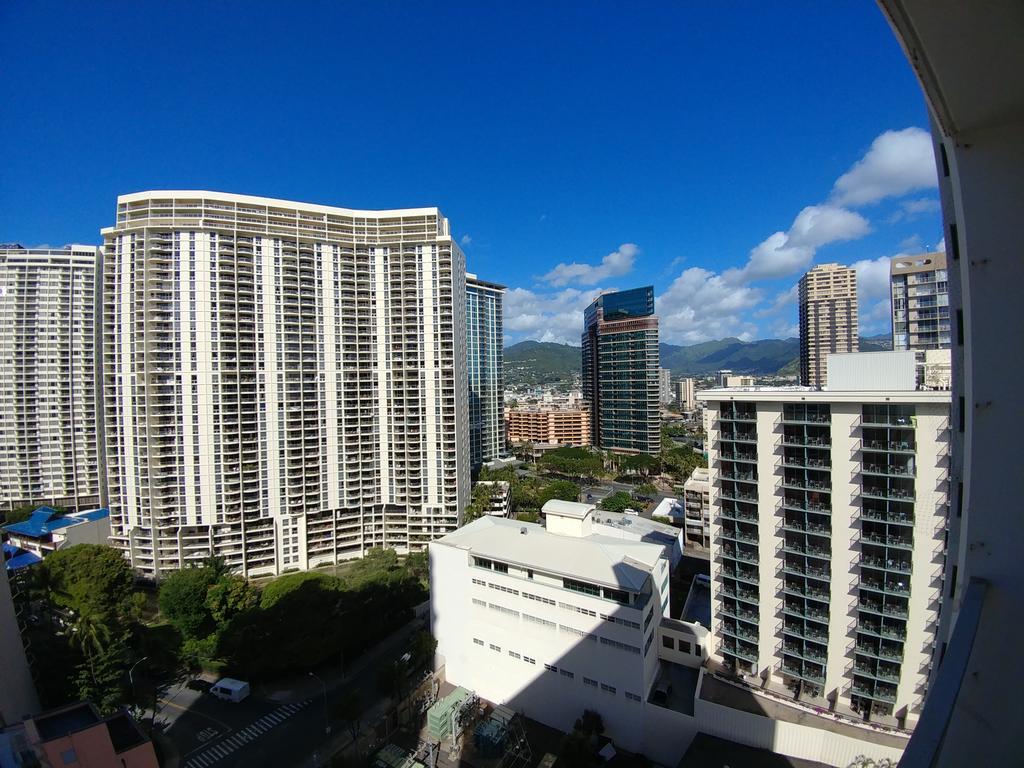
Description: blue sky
xmin=0 ymin=2 xmax=941 ymax=345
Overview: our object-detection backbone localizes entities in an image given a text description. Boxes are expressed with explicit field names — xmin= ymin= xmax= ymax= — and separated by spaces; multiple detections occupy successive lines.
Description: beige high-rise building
xmin=0 ymin=246 xmax=102 ymax=513
xmin=798 ymin=264 xmax=858 ymax=389
xmin=101 ymin=191 xmax=469 ymax=578
xmin=505 ymin=407 xmax=590 ymax=446
xmin=673 ymin=377 xmax=696 ymax=411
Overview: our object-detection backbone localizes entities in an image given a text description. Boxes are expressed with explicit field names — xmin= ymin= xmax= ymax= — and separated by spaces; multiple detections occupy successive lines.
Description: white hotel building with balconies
xmin=698 ymin=375 xmax=951 ymax=731
xmin=0 ymin=245 xmax=102 ymax=514
xmin=101 ymin=191 xmax=469 ymax=578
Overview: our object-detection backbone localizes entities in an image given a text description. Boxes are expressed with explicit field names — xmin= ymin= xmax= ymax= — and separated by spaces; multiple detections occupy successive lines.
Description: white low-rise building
xmin=431 ymin=501 xmax=670 ymax=756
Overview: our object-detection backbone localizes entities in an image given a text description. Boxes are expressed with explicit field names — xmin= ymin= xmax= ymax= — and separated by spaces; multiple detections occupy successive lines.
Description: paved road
xmin=155 ymin=604 xmax=428 ymax=768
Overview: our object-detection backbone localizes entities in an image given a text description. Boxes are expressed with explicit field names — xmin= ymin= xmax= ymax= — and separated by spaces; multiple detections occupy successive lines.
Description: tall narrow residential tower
xmin=0 ymin=245 xmax=101 ymax=513
xmin=101 ymin=192 xmax=469 ymax=578
xmin=698 ymin=372 xmax=950 ymax=729
xmin=890 ymin=252 xmax=950 ymax=352
xmin=466 ymin=274 xmax=506 ymax=468
xmin=798 ymin=264 xmax=858 ymax=388
xmin=582 ymin=287 xmax=659 ymax=454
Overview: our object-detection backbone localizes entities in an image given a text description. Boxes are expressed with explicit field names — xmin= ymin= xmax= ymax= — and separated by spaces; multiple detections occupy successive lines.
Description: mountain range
xmin=504 ymin=335 xmax=892 ymax=383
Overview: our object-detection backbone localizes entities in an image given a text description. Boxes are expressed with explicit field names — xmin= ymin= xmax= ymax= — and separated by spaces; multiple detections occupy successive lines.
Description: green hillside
xmin=504 ymin=341 xmax=581 ymax=385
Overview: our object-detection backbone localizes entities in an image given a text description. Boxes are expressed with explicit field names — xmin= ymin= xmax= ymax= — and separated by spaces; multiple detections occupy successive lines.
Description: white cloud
xmin=852 ymin=254 xmax=900 ymax=335
xmin=460 ymin=234 xmax=472 ymax=246
xmin=936 ymin=236 xmax=946 ymax=253
xmin=899 ymin=234 xmax=923 ymax=251
xmin=757 ymin=284 xmax=799 ymax=318
xmin=504 ymin=285 xmax=607 ymax=345
xmin=726 ymin=205 xmax=870 ymax=283
xmin=659 ymin=267 xmax=763 ymax=344
xmin=830 ymin=127 xmax=938 ymax=207
xmin=543 ymin=243 xmax=639 ymax=287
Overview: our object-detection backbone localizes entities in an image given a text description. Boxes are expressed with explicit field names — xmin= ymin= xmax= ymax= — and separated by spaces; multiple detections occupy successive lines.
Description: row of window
xmin=471 ymin=637 xmax=641 ymax=702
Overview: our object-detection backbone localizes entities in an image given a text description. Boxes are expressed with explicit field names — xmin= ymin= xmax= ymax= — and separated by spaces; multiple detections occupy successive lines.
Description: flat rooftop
xmin=699 ymin=672 xmax=909 ymax=749
xmin=680 ymin=576 xmax=711 ymax=628
xmin=34 ymin=702 xmax=100 ymax=741
xmin=697 ymin=386 xmax=951 ymax=403
xmin=435 ymin=516 xmax=664 ymax=591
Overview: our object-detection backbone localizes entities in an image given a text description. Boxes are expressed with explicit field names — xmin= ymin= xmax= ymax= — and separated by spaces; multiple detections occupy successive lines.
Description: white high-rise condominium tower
xmin=466 ymin=274 xmax=505 ymax=468
xmin=0 ymin=245 xmax=102 ymax=513
xmin=101 ymin=192 xmax=469 ymax=578
xmin=698 ymin=382 xmax=950 ymax=730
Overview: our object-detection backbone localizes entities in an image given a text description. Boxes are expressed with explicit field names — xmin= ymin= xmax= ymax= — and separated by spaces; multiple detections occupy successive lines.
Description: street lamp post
xmin=309 ymin=672 xmax=331 ymax=735
xmin=128 ymin=656 xmax=149 ymax=698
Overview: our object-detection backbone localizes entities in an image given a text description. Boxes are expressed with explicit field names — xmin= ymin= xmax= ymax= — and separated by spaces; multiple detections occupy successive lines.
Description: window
xmin=602 ymin=587 xmax=630 ymax=605
xmin=472 ymin=598 xmax=486 ymax=607
xmin=473 ymin=638 xmax=484 ymax=646
xmin=489 ymin=643 xmax=501 ymax=652
xmin=544 ymin=663 xmax=558 ymax=673
xmin=560 ymin=669 xmax=574 ymax=680
xmin=601 ymin=683 xmax=616 ymax=694
xmin=563 ymin=578 xmax=601 ymax=597
xmin=678 ymin=639 xmax=692 ymax=654
xmin=625 ymin=692 xmax=641 ymax=702
xmin=583 ymin=677 xmax=598 ymax=688
xmin=662 ymin=635 xmax=674 ymax=649
xmin=524 ymin=656 xmax=536 ymax=665
xmin=508 ymin=650 xmax=521 ymax=660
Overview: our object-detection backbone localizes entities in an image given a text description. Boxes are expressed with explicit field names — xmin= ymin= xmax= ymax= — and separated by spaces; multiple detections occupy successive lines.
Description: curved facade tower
xmin=101 ymin=192 xmax=468 ymax=578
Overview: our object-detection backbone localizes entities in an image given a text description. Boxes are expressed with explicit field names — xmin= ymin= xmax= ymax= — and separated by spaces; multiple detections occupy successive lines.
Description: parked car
xmin=210 ymin=678 xmax=251 ymax=703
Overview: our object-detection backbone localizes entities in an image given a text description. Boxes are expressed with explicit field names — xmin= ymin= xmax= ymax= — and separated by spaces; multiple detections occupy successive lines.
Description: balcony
xmin=781 ymin=660 xmax=825 ymax=684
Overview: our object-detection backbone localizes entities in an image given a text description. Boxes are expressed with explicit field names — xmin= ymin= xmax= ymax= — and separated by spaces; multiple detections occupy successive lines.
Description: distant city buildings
xmin=699 ymin=366 xmax=950 ymax=729
xmin=0 ymin=246 xmax=102 ymax=514
xmin=890 ymin=252 xmax=951 ymax=389
xmin=673 ymin=377 xmax=696 ymax=411
xmin=890 ymin=252 xmax=950 ymax=351
xmin=798 ymin=263 xmax=858 ymax=389
xmin=582 ymin=287 xmax=660 ymax=454
xmin=718 ymin=370 xmax=755 ymax=388
xmin=466 ymin=274 xmax=506 ymax=467
xmin=101 ymin=192 xmax=469 ymax=578
xmin=658 ymin=367 xmax=673 ymax=404
xmin=505 ymin=407 xmax=590 ymax=446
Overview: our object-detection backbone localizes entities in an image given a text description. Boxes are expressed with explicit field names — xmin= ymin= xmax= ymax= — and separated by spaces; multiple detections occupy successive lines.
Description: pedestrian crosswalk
xmin=184 ymin=700 xmax=311 ymax=768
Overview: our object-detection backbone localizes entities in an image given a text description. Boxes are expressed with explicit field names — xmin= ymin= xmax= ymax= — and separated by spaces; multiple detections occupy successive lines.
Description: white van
xmin=210 ymin=677 xmax=251 ymax=703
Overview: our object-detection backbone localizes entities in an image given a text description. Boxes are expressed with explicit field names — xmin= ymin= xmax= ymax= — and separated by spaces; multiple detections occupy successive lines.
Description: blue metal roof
xmin=3 ymin=506 xmax=109 ymax=539
xmin=3 ymin=542 xmax=42 ymax=571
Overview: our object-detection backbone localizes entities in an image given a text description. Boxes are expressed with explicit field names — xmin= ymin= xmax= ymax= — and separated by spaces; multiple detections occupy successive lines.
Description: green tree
xmin=158 ymin=566 xmax=219 ymax=640
xmin=260 ymin=570 xmax=339 ymax=609
xmin=539 ymin=446 xmax=603 ymax=481
xmin=537 ymin=479 xmax=581 ymax=506
xmin=332 ymin=688 xmax=363 ymax=740
xmin=205 ymin=574 xmax=259 ymax=626
xmin=74 ymin=624 xmax=131 ymax=715
xmin=598 ymin=491 xmax=634 ymax=514
xmin=409 ymin=630 xmax=437 ymax=670
xmin=463 ymin=483 xmax=494 ymax=524
xmin=43 ymin=544 xmax=134 ymax=622
xmin=622 ymin=453 xmax=660 ymax=477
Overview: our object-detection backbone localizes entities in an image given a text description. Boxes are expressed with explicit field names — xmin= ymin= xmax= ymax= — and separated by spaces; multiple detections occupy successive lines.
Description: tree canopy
xmin=598 ymin=491 xmax=634 ymax=514
xmin=538 ymin=446 xmax=604 ymax=480
xmin=43 ymin=544 xmax=133 ymax=622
